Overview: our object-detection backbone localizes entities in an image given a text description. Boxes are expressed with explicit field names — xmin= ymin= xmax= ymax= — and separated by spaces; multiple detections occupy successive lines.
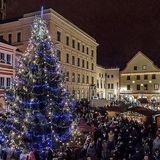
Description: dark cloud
xmin=6 ymin=0 xmax=160 ymax=69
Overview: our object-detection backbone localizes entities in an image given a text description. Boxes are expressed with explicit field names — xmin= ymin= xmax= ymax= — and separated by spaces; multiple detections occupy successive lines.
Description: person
xmin=28 ymin=150 xmax=36 ymax=160
xmin=46 ymin=147 xmax=53 ymax=160
xmin=20 ymin=150 xmax=28 ymax=160
xmin=65 ymin=147 xmax=72 ymax=160
xmin=87 ymin=141 xmax=96 ymax=160
xmin=153 ymin=136 xmax=160 ymax=152
xmin=101 ymin=140 xmax=108 ymax=160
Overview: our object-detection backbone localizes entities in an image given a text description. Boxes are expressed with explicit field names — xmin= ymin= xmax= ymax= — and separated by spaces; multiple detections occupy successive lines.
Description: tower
xmin=0 ymin=0 xmax=6 ymax=21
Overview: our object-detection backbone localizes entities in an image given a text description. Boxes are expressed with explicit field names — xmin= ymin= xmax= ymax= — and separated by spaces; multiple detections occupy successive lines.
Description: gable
xmin=122 ymin=51 xmax=160 ymax=73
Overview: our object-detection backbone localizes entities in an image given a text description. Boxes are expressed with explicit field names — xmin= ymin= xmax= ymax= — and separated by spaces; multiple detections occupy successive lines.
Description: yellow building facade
xmin=0 ymin=8 xmax=98 ymax=100
xmin=120 ymin=51 xmax=160 ymax=102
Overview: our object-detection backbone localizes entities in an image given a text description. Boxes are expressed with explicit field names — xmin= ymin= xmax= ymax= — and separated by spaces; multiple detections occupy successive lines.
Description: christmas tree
xmin=0 ymin=15 xmax=74 ymax=152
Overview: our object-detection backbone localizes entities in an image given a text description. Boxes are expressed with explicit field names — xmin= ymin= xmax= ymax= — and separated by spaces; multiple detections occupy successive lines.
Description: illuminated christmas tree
xmin=0 ymin=15 xmax=74 ymax=152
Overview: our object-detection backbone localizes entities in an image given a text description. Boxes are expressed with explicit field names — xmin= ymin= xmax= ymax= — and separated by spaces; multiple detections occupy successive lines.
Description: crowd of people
xmin=0 ymin=102 xmax=160 ymax=160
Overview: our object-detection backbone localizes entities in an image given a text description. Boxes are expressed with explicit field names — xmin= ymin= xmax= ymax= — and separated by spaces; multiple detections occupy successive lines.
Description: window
xmin=72 ymin=39 xmax=75 ymax=48
xmin=86 ymin=47 xmax=89 ymax=54
xmin=111 ymin=83 xmax=114 ymax=89
xmin=0 ymin=53 xmax=5 ymax=63
xmin=6 ymin=78 xmax=11 ymax=88
xmin=92 ymin=77 xmax=94 ymax=85
xmin=0 ymin=35 xmax=3 ymax=39
xmin=0 ymin=77 xmax=4 ymax=88
xmin=107 ymin=83 xmax=110 ymax=89
xmin=127 ymin=75 xmax=130 ymax=80
xmin=152 ymin=74 xmax=156 ymax=79
xmin=7 ymin=54 xmax=11 ymax=64
xmin=82 ymin=60 xmax=85 ymax=68
xmin=66 ymin=54 xmax=69 ymax=63
xmin=72 ymin=73 xmax=75 ymax=82
xmin=17 ymin=32 xmax=21 ymax=42
xmin=66 ymin=36 xmax=69 ymax=46
xmin=144 ymin=75 xmax=148 ymax=80
xmin=66 ymin=72 xmax=69 ymax=81
xmin=154 ymin=84 xmax=159 ymax=90
xmin=82 ymin=45 xmax=85 ymax=53
xmin=91 ymin=50 xmax=94 ymax=57
xmin=134 ymin=66 xmax=137 ymax=70
xmin=72 ymin=56 xmax=75 ymax=65
xmin=97 ymin=80 xmax=99 ymax=88
xmin=86 ymin=61 xmax=89 ymax=69
xmin=86 ymin=76 xmax=89 ymax=84
xmin=57 ymin=31 xmax=61 ymax=41
xmin=111 ymin=75 xmax=113 ymax=78
xmin=77 ymin=58 xmax=80 ymax=66
xmin=82 ymin=75 xmax=85 ymax=83
xmin=137 ymin=75 xmax=140 ymax=80
xmin=77 ymin=42 xmax=80 ymax=51
xmin=77 ymin=74 xmax=80 ymax=83
xmin=142 ymin=65 xmax=147 ymax=70
xmin=57 ymin=50 xmax=61 ymax=61
xmin=107 ymin=75 xmax=110 ymax=78
xmin=137 ymin=84 xmax=140 ymax=90
xmin=8 ymin=34 xmax=12 ymax=44
xmin=91 ymin=63 xmax=94 ymax=70
xmin=100 ymin=80 xmax=103 ymax=88
xmin=127 ymin=85 xmax=130 ymax=90
xmin=144 ymin=84 xmax=148 ymax=90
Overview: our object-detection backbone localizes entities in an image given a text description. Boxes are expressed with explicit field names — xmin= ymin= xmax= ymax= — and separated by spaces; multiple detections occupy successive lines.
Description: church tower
xmin=0 ymin=0 xmax=6 ymax=21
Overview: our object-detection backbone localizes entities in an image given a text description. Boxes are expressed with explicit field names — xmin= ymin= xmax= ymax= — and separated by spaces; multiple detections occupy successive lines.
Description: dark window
xmin=91 ymin=50 xmax=94 ymax=57
xmin=82 ymin=45 xmax=85 ymax=53
xmin=77 ymin=74 xmax=80 ymax=83
xmin=7 ymin=54 xmax=11 ymax=64
xmin=8 ymin=34 xmax=12 ymax=44
xmin=91 ymin=63 xmax=94 ymax=70
xmin=92 ymin=77 xmax=94 ymax=85
xmin=127 ymin=75 xmax=130 ymax=80
xmin=82 ymin=60 xmax=85 ymax=68
xmin=77 ymin=42 xmax=80 ymax=51
xmin=97 ymin=80 xmax=99 ymax=88
xmin=134 ymin=66 xmax=137 ymax=70
xmin=101 ymin=80 xmax=103 ymax=88
xmin=72 ymin=73 xmax=75 ymax=82
xmin=66 ymin=36 xmax=69 ymax=45
xmin=127 ymin=85 xmax=130 ymax=90
xmin=86 ymin=76 xmax=89 ymax=84
xmin=57 ymin=50 xmax=61 ymax=61
xmin=137 ymin=84 xmax=140 ymax=90
xmin=0 ymin=77 xmax=4 ymax=88
xmin=144 ymin=84 xmax=148 ymax=90
xmin=82 ymin=75 xmax=85 ymax=83
xmin=107 ymin=75 xmax=110 ymax=78
xmin=111 ymin=75 xmax=113 ymax=78
xmin=66 ymin=72 xmax=69 ymax=81
xmin=152 ymin=74 xmax=156 ymax=79
xmin=111 ymin=83 xmax=114 ymax=89
xmin=0 ymin=53 xmax=5 ymax=63
xmin=66 ymin=54 xmax=69 ymax=63
xmin=86 ymin=47 xmax=89 ymax=54
xmin=6 ymin=78 xmax=11 ymax=87
xmin=72 ymin=56 xmax=75 ymax=65
xmin=72 ymin=39 xmax=75 ymax=48
xmin=144 ymin=75 xmax=148 ymax=80
xmin=17 ymin=32 xmax=21 ymax=42
xmin=108 ymin=83 xmax=110 ymax=89
xmin=77 ymin=58 xmax=80 ymax=66
xmin=137 ymin=75 xmax=140 ymax=80
xmin=0 ymin=35 xmax=3 ymax=39
xmin=86 ymin=61 xmax=89 ymax=69
xmin=57 ymin=31 xmax=61 ymax=41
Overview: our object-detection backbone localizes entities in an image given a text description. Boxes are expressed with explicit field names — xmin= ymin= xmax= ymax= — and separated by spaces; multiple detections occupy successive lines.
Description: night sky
xmin=6 ymin=0 xmax=160 ymax=69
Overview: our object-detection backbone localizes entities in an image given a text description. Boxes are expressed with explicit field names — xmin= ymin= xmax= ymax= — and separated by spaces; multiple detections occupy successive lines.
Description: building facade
xmin=96 ymin=65 xmax=106 ymax=99
xmin=120 ymin=51 xmax=160 ymax=102
xmin=0 ymin=8 xmax=99 ymax=100
xmin=106 ymin=68 xmax=120 ymax=100
xmin=0 ymin=42 xmax=17 ymax=108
